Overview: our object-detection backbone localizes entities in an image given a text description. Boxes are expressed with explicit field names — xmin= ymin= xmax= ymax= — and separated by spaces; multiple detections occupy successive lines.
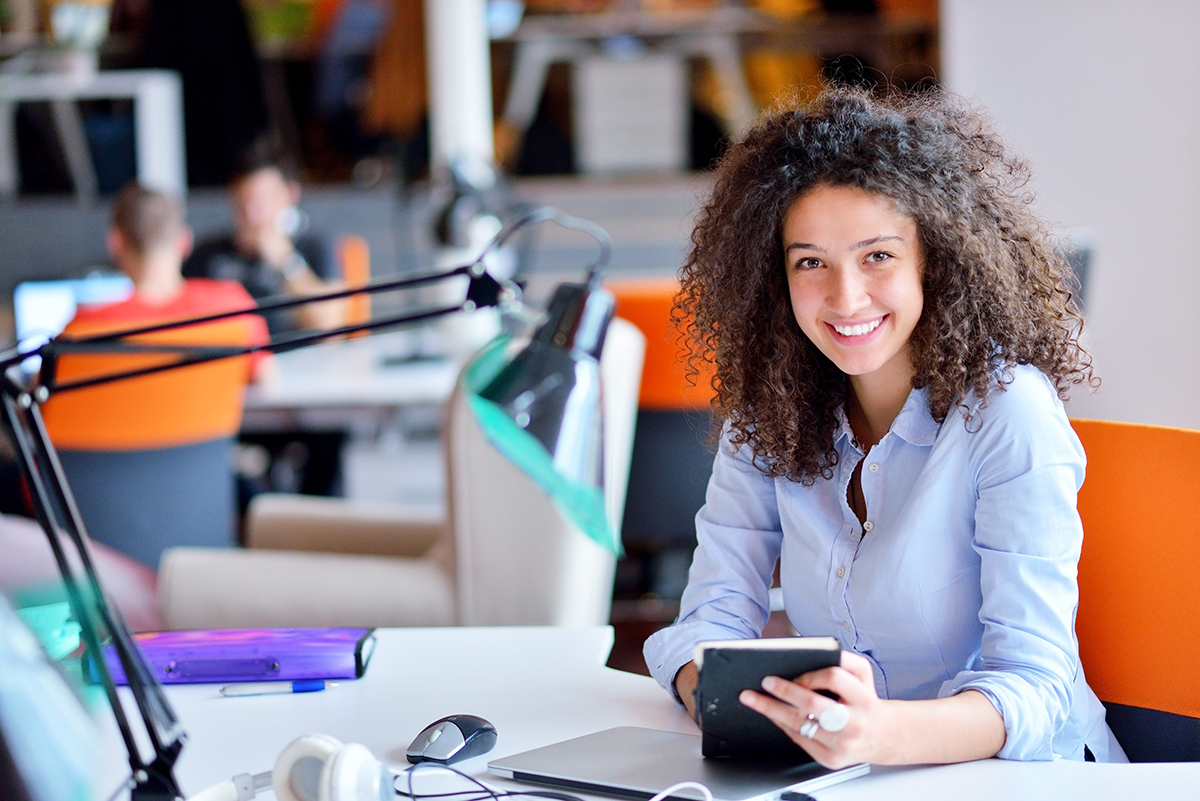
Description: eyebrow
xmin=785 ymin=235 xmax=906 ymax=254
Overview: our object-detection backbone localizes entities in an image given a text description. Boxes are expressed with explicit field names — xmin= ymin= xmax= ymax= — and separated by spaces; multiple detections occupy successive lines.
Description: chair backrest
xmin=605 ymin=278 xmax=713 ymax=411
xmin=606 ymin=279 xmax=716 ymax=590
xmin=338 ymin=234 xmax=371 ymax=331
xmin=41 ymin=317 xmax=256 ymax=451
xmin=1072 ymin=418 xmax=1200 ymax=760
xmin=448 ymin=317 xmax=645 ymax=626
xmin=41 ymin=316 xmax=257 ymax=567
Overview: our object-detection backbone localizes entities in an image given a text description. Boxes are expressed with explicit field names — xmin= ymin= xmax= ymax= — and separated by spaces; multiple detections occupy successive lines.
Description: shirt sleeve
xmin=937 ymin=369 xmax=1087 ymax=761
xmin=182 ymin=237 xmax=228 ymax=279
xmin=643 ymin=430 xmax=784 ymax=700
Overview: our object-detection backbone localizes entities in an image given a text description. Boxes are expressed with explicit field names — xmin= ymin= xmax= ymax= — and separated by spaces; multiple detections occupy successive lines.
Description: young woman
xmin=643 ymin=87 xmax=1125 ymax=766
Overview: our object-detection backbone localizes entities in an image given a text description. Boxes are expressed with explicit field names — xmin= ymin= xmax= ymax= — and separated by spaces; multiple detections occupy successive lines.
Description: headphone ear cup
xmin=273 ymin=734 xmax=345 ymax=801
xmin=319 ymin=742 xmax=391 ymax=801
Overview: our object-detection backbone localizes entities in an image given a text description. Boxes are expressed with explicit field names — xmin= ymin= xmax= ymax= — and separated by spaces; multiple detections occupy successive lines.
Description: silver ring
xmin=798 ymin=715 xmax=820 ymax=739
xmin=818 ymin=703 xmax=849 ymax=733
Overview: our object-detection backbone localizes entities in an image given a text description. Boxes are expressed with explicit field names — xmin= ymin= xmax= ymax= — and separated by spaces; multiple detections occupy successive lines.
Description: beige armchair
xmin=158 ymin=318 xmax=645 ymax=630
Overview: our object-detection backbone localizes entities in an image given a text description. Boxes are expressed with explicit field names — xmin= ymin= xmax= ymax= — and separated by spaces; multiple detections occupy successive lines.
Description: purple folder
xmin=99 ymin=627 xmax=376 ymax=685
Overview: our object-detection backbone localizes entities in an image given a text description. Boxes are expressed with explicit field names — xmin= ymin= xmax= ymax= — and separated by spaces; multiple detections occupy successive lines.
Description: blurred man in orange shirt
xmin=66 ymin=183 xmax=271 ymax=379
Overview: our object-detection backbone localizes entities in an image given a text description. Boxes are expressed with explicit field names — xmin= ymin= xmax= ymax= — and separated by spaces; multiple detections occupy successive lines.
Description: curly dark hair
xmin=677 ymin=86 xmax=1096 ymax=484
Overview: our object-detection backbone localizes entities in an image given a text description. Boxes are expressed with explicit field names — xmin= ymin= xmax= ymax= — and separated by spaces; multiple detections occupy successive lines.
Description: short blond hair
xmin=111 ymin=183 xmax=184 ymax=254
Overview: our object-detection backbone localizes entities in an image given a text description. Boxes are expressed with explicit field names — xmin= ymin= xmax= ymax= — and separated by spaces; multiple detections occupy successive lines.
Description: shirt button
xmin=843 ymin=620 xmax=851 ymax=631
xmin=837 ymin=567 xmax=846 ymax=578
xmin=868 ymin=463 xmax=879 ymax=473
xmin=863 ymin=521 xmax=875 ymax=532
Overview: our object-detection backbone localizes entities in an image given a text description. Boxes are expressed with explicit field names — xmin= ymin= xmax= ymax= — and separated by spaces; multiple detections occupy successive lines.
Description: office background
xmin=943 ymin=0 xmax=1200 ymax=430
xmin=1 ymin=0 xmax=1196 ymax=669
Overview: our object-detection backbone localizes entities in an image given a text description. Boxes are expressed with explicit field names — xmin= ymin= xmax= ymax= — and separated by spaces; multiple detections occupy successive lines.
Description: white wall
xmin=942 ymin=0 xmax=1200 ymax=427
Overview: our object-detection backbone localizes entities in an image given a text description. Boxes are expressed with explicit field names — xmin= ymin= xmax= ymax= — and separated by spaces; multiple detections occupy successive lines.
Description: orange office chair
xmin=41 ymin=317 xmax=258 ymax=569
xmin=1071 ymin=418 xmax=1200 ymax=761
xmin=607 ymin=278 xmax=716 ymax=599
xmin=338 ymin=235 xmax=371 ymax=330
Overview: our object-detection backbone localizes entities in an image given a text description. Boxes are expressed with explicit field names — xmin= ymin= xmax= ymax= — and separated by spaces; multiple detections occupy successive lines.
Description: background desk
xmin=97 ymin=627 xmax=1200 ymax=801
xmin=242 ymin=331 xmax=461 ymax=433
xmin=0 ymin=68 xmax=185 ymax=203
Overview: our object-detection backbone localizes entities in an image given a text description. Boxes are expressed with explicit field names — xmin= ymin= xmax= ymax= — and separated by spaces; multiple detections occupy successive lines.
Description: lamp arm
xmin=40 ymin=294 xmax=484 ymax=397
xmin=3 ymin=204 xmax=612 ymax=372
xmin=486 ymin=206 xmax=612 ymax=289
xmin=0 ymin=263 xmax=481 ymax=369
xmin=21 ymin=204 xmax=614 ymax=400
xmin=0 ymin=377 xmax=186 ymax=800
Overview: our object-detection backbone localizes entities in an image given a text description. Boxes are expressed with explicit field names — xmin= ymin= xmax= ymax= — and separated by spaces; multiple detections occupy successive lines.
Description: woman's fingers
xmin=796 ymin=665 xmax=875 ymax=707
xmin=839 ymin=650 xmax=876 ymax=684
xmin=737 ymin=687 xmax=859 ymax=769
xmin=739 ymin=688 xmax=819 ymax=744
xmin=737 ymin=658 xmax=884 ymax=770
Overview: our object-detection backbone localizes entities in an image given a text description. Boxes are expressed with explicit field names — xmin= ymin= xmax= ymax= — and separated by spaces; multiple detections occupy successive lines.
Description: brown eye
xmin=795 ymin=257 xmax=823 ymax=271
xmin=865 ymin=251 xmax=893 ymax=264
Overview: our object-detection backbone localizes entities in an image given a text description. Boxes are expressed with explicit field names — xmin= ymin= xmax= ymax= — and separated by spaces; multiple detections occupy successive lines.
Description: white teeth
xmin=832 ymin=319 xmax=882 ymax=337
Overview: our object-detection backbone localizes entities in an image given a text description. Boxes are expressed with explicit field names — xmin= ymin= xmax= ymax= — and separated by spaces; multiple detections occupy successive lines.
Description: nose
xmin=826 ymin=265 xmax=870 ymax=316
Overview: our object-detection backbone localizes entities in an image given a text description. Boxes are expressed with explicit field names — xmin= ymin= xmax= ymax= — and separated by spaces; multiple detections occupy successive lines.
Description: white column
xmin=425 ymin=0 xmax=495 ymax=187
xmin=132 ymin=70 xmax=186 ymax=196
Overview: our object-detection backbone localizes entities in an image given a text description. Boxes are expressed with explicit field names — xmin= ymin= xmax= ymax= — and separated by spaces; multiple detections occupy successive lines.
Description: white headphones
xmin=188 ymin=734 xmax=392 ymax=801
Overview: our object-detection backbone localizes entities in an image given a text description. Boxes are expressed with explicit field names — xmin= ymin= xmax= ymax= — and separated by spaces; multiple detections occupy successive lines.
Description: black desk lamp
xmin=0 ymin=207 xmax=613 ymax=801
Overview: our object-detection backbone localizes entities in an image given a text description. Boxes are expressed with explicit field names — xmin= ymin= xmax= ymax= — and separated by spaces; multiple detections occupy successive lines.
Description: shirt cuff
xmin=940 ymin=671 xmax=1062 ymax=761
xmin=644 ymin=619 xmax=758 ymax=701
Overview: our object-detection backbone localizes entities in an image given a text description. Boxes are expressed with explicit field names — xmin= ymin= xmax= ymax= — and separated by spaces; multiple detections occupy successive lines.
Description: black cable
xmin=396 ymin=763 xmax=588 ymax=801
xmin=403 ymin=760 xmax=498 ymax=801
xmin=395 ymin=789 xmax=585 ymax=801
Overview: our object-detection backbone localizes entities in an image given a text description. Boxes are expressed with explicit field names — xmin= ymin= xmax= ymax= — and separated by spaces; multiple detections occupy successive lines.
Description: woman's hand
xmin=740 ymin=651 xmax=1006 ymax=766
xmin=739 ymin=650 xmax=898 ymax=768
xmin=673 ymin=661 xmax=700 ymax=721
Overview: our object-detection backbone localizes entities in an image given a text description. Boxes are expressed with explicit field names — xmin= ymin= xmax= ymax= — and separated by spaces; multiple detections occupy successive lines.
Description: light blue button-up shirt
xmin=644 ymin=365 xmax=1118 ymax=761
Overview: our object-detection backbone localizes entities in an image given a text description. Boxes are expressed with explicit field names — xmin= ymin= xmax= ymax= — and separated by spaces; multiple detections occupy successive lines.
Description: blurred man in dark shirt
xmin=185 ymin=141 xmax=346 ymax=333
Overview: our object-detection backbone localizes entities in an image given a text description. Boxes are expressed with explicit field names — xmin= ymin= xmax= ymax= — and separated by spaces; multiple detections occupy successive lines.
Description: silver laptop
xmin=488 ymin=727 xmax=868 ymax=801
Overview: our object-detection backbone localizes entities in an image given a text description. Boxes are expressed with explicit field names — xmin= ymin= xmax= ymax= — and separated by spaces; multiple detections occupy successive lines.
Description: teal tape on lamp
xmin=465 ymin=283 xmax=622 ymax=557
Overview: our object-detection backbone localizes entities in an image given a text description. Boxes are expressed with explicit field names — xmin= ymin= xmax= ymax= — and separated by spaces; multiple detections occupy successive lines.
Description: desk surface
xmin=98 ymin=627 xmax=1200 ymax=801
xmin=242 ymin=331 xmax=461 ymax=430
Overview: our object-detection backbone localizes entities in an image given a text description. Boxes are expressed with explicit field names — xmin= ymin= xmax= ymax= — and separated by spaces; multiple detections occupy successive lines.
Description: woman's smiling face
xmin=782 ymin=185 xmax=924 ymax=389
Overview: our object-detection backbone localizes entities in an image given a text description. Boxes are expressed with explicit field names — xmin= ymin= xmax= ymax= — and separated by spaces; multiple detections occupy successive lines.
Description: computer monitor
xmin=13 ymin=274 xmax=133 ymax=371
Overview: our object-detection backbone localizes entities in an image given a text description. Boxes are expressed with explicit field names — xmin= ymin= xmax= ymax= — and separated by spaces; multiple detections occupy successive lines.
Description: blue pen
xmin=220 ymin=680 xmax=338 ymax=697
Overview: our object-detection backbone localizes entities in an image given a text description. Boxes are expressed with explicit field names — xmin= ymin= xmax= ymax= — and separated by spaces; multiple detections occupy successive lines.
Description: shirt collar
xmin=835 ymin=385 xmax=941 ymax=451
xmin=889 ymin=386 xmax=940 ymax=446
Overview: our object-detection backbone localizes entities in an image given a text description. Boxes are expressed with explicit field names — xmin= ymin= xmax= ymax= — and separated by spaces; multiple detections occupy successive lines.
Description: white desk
xmin=96 ymin=627 xmax=1200 ymax=801
xmin=241 ymin=331 xmax=462 ymax=432
xmin=0 ymin=68 xmax=185 ymax=203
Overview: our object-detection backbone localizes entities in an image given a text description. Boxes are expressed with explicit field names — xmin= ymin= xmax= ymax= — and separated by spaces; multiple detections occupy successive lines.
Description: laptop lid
xmin=487 ymin=727 xmax=868 ymax=801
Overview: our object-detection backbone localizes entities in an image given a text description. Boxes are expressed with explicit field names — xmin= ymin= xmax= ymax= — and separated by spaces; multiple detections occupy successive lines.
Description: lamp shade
xmin=477 ymin=283 xmax=615 ymax=489
xmin=461 ymin=282 xmax=620 ymax=556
